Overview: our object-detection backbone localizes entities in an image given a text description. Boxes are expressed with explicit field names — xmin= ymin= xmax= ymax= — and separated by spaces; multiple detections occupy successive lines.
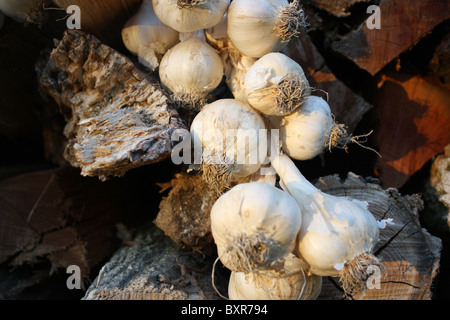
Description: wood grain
xmin=332 ymin=0 xmax=450 ymax=75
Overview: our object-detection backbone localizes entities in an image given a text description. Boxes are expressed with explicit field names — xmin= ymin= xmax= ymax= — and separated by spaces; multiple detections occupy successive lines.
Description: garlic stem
xmin=271 ymin=153 xmax=317 ymax=200
xmin=270 ymin=152 xmax=383 ymax=296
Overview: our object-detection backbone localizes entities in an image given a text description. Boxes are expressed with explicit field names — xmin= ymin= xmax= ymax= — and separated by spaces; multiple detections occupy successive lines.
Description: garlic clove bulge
xmin=190 ymin=98 xmax=267 ymax=194
xmin=271 ymin=153 xmax=383 ymax=296
xmin=243 ymin=52 xmax=311 ymax=116
xmin=210 ymin=182 xmax=302 ymax=274
xmin=228 ymin=254 xmax=322 ymax=300
xmin=122 ymin=0 xmax=180 ymax=70
xmin=152 ymin=0 xmax=230 ymax=33
xmin=227 ymin=0 xmax=307 ymax=58
xmin=159 ymin=30 xmax=224 ymax=111
xmin=269 ymin=95 xmax=335 ymax=161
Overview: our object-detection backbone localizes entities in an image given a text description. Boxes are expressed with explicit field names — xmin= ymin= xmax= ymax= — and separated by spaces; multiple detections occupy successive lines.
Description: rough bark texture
xmin=38 ymin=30 xmax=186 ymax=181
xmin=331 ymin=0 xmax=450 ymax=75
xmin=154 ymin=173 xmax=218 ymax=251
xmin=314 ymin=173 xmax=442 ymax=300
xmin=82 ymin=222 xmax=228 ymax=300
xmin=0 ymin=167 xmax=125 ymax=297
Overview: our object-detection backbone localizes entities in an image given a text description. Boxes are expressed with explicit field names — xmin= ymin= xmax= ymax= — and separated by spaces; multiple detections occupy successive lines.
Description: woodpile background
xmin=0 ymin=0 xmax=449 ymax=300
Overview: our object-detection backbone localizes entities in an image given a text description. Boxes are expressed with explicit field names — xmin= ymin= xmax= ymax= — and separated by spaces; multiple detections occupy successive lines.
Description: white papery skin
xmin=271 ymin=153 xmax=380 ymax=277
xmin=152 ymin=0 xmax=230 ymax=33
xmin=190 ymin=99 xmax=267 ymax=181
xmin=227 ymin=0 xmax=289 ymax=58
xmin=122 ymin=0 xmax=180 ymax=70
xmin=210 ymin=182 xmax=302 ymax=273
xmin=159 ymin=32 xmax=224 ymax=100
xmin=270 ymin=96 xmax=334 ymax=160
xmin=243 ymin=52 xmax=310 ymax=116
xmin=228 ymin=254 xmax=322 ymax=300
xmin=0 ymin=0 xmax=35 ymax=22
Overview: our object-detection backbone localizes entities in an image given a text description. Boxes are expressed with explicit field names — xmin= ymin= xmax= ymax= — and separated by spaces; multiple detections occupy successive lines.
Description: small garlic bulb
xmin=122 ymin=0 xmax=180 ymax=70
xmin=211 ymin=183 xmax=302 ymax=274
xmin=152 ymin=0 xmax=230 ymax=33
xmin=228 ymin=254 xmax=323 ymax=300
xmin=190 ymin=99 xmax=267 ymax=193
xmin=270 ymin=96 xmax=335 ymax=161
xmin=0 ymin=0 xmax=36 ymax=23
xmin=243 ymin=52 xmax=311 ymax=116
xmin=227 ymin=0 xmax=307 ymax=58
xmin=159 ymin=31 xmax=224 ymax=110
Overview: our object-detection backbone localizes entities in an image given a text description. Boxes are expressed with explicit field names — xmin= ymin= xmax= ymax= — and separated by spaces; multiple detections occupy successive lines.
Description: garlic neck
xmin=271 ymin=153 xmax=318 ymax=198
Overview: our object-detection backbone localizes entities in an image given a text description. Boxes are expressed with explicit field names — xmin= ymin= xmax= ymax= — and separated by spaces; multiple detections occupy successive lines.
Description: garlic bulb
xmin=227 ymin=0 xmax=307 ymax=58
xmin=269 ymin=96 xmax=334 ymax=161
xmin=122 ymin=0 xmax=180 ymax=70
xmin=243 ymin=52 xmax=311 ymax=116
xmin=152 ymin=0 xmax=230 ymax=33
xmin=0 ymin=0 xmax=36 ymax=23
xmin=211 ymin=182 xmax=302 ymax=273
xmin=190 ymin=99 xmax=267 ymax=193
xmin=159 ymin=31 xmax=224 ymax=111
xmin=228 ymin=254 xmax=322 ymax=300
xmin=271 ymin=153 xmax=383 ymax=296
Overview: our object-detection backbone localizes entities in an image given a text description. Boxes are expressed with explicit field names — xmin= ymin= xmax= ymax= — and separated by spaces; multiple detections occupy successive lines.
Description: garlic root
xmin=275 ymin=0 xmax=308 ymax=43
xmin=176 ymin=0 xmax=206 ymax=8
xmin=340 ymin=252 xmax=384 ymax=297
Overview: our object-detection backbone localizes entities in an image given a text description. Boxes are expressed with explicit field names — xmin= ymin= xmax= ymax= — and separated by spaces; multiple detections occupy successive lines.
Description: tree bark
xmin=37 ymin=30 xmax=186 ymax=181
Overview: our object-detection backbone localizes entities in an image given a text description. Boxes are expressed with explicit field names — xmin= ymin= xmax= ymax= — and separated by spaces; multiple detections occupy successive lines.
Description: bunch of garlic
xmin=120 ymin=0 xmax=383 ymax=299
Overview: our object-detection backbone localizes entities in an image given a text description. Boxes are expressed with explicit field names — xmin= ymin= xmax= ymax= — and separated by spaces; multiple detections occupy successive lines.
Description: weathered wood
xmin=308 ymin=0 xmax=370 ymax=17
xmin=331 ymin=0 xmax=450 ymax=75
xmin=38 ymin=30 xmax=186 ymax=181
xmin=154 ymin=173 xmax=218 ymax=251
xmin=82 ymin=222 xmax=228 ymax=300
xmin=373 ymin=71 xmax=450 ymax=188
xmin=313 ymin=173 xmax=442 ymax=300
xmin=53 ymin=0 xmax=142 ymax=49
xmin=0 ymin=167 xmax=128 ymax=295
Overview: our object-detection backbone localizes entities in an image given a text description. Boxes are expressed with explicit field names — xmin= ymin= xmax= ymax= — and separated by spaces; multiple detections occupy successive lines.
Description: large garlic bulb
xmin=271 ymin=153 xmax=382 ymax=296
xmin=270 ymin=96 xmax=334 ymax=161
xmin=122 ymin=0 xmax=180 ymax=70
xmin=227 ymin=0 xmax=307 ymax=58
xmin=152 ymin=0 xmax=230 ymax=33
xmin=211 ymin=182 xmax=302 ymax=273
xmin=228 ymin=254 xmax=322 ymax=300
xmin=190 ymin=99 xmax=267 ymax=192
xmin=159 ymin=31 xmax=224 ymax=110
xmin=243 ymin=52 xmax=310 ymax=116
